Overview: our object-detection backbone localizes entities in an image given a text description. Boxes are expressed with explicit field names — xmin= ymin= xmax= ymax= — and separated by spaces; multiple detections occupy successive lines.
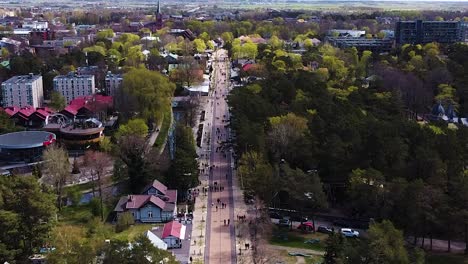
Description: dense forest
xmin=227 ymin=39 xmax=468 ymax=248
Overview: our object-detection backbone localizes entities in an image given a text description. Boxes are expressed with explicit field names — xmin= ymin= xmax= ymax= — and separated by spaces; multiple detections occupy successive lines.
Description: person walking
xmin=224 ymin=219 xmax=226 ymax=226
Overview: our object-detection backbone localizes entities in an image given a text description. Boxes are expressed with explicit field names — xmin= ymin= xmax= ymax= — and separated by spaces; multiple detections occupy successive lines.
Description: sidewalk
xmin=187 ymin=57 xmax=218 ymax=264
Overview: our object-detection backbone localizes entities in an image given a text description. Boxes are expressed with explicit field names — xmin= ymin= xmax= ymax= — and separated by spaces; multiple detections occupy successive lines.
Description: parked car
xmin=317 ymin=226 xmax=334 ymax=234
xmin=269 ymin=212 xmax=283 ymax=219
xmin=297 ymin=222 xmax=314 ymax=232
xmin=340 ymin=228 xmax=359 ymax=238
xmin=277 ymin=219 xmax=290 ymax=227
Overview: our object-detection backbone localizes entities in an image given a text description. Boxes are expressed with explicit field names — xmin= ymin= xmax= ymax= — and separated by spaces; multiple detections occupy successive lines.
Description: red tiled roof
xmin=63 ymin=95 xmax=113 ymax=116
xmin=162 ymin=221 xmax=183 ymax=239
xmin=34 ymin=107 xmax=54 ymax=120
xmin=62 ymin=104 xmax=80 ymax=115
xmin=4 ymin=106 xmax=19 ymax=116
xmin=14 ymin=106 xmax=36 ymax=120
xmin=124 ymin=195 xmax=166 ymax=210
xmin=154 ymin=180 xmax=168 ymax=194
xmin=165 ymin=189 xmax=177 ymax=204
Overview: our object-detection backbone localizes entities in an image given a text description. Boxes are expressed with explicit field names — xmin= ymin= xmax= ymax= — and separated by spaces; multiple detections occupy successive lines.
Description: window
xmin=148 ymin=211 xmax=153 ymax=218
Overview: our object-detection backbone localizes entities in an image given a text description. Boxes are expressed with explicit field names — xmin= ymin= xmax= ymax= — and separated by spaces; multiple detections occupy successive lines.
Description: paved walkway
xmin=204 ymin=50 xmax=237 ymax=264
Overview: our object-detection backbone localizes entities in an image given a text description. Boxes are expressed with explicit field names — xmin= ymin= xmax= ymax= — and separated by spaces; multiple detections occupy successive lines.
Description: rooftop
xmin=54 ymin=73 xmax=94 ymax=79
xmin=162 ymin=220 xmax=186 ymax=239
xmin=0 ymin=131 xmax=55 ymax=149
xmin=2 ymin=74 xmax=42 ymax=84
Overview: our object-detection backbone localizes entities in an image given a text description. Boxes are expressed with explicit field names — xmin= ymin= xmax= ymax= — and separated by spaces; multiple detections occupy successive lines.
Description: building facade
xmin=395 ymin=20 xmax=464 ymax=45
xmin=326 ymin=37 xmax=394 ymax=53
xmin=105 ymin=72 xmax=123 ymax=96
xmin=53 ymin=73 xmax=95 ymax=103
xmin=1 ymin=74 xmax=44 ymax=108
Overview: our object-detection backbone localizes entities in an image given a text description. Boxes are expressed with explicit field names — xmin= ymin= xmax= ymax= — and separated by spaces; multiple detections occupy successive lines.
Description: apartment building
xmin=104 ymin=72 xmax=123 ymax=96
xmin=1 ymin=74 xmax=43 ymax=108
xmin=395 ymin=20 xmax=464 ymax=45
xmin=53 ymin=72 xmax=95 ymax=103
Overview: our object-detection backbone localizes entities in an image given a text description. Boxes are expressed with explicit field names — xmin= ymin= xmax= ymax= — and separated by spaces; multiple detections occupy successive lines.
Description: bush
xmin=116 ymin=211 xmax=135 ymax=232
xmin=67 ymin=186 xmax=82 ymax=206
xmin=89 ymin=197 xmax=102 ymax=217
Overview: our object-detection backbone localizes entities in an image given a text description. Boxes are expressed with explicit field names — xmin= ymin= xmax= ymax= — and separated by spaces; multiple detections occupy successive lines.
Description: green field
xmin=270 ymin=229 xmax=327 ymax=251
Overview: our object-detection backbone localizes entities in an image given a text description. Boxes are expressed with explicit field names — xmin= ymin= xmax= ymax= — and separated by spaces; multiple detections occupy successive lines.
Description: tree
xmin=116 ymin=118 xmax=149 ymax=139
xmin=83 ymin=151 xmax=112 ymax=221
xmin=96 ymin=29 xmax=114 ymax=40
xmin=170 ymin=56 xmax=204 ymax=88
xmin=193 ymin=38 xmax=207 ymax=53
xmin=268 ymin=35 xmax=283 ymax=50
xmin=0 ymin=175 xmax=57 ymax=262
xmin=268 ymin=113 xmax=308 ymax=161
xmin=347 ymin=168 xmax=385 ymax=217
xmin=118 ymin=135 xmax=150 ymax=193
xmin=324 ymin=232 xmax=347 ymax=264
xmin=367 ymin=220 xmax=409 ymax=264
xmin=42 ymin=145 xmax=70 ymax=210
xmin=120 ymin=68 xmax=175 ymax=123
xmin=49 ymin=91 xmax=66 ymax=111
xmin=183 ymin=95 xmax=202 ymax=128
xmin=221 ymin=32 xmax=234 ymax=43
xmin=83 ymin=45 xmax=107 ymax=56
xmin=0 ymin=111 xmax=18 ymax=134
xmin=238 ymin=151 xmax=275 ymax=202
xmin=280 ymin=163 xmax=327 ymax=228
xmin=116 ymin=211 xmax=135 ymax=232
xmin=166 ymin=123 xmax=199 ymax=200
xmin=435 ymin=84 xmax=458 ymax=109
xmin=102 ymin=235 xmax=178 ymax=264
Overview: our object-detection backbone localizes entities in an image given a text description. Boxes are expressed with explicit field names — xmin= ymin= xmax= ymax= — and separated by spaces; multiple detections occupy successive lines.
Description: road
xmin=204 ymin=49 xmax=237 ymax=264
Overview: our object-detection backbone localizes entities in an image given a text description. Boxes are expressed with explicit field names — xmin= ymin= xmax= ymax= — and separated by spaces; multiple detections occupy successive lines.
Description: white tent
xmin=144 ymin=230 xmax=168 ymax=250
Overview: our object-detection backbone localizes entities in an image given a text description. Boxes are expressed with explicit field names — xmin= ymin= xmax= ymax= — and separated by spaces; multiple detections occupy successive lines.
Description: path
xmin=205 ymin=49 xmax=237 ymax=264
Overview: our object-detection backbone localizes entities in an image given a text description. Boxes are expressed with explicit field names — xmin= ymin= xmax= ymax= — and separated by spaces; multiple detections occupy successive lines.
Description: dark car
xmin=317 ymin=226 xmax=334 ymax=234
xmin=269 ymin=212 xmax=282 ymax=219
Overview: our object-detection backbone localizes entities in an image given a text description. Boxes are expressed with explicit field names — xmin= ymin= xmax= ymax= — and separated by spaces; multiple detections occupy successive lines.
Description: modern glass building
xmin=395 ymin=20 xmax=464 ymax=45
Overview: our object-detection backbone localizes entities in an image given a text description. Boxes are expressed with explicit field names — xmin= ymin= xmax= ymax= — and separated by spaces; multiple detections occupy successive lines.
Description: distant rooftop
xmin=54 ymin=72 xmax=94 ymax=79
xmin=2 ymin=74 xmax=41 ymax=84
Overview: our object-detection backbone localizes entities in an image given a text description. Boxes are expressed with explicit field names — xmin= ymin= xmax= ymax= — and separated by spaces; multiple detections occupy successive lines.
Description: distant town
xmin=0 ymin=1 xmax=467 ymax=264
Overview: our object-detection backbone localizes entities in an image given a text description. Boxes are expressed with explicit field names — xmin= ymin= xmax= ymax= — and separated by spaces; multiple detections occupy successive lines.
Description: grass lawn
xmin=270 ymin=228 xmax=327 ymax=252
xmin=426 ymin=253 xmax=467 ymax=264
xmin=59 ymin=204 xmax=95 ymax=225
xmin=112 ymin=224 xmax=161 ymax=241
xmin=276 ymin=248 xmax=323 ymax=264
xmin=154 ymin=109 xmax=172 ymax=152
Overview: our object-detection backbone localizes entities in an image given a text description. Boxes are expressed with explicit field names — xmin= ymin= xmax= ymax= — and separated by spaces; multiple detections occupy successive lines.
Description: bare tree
xmin=42 ymin=144 xmax=71 ymax=210
xmin=170 ymin=56 xmax=204 ymax=88
xmin=184 ymin=95 xmax=202 ymax=128
xmin=83 ymin=150 xmax=112 ymax=221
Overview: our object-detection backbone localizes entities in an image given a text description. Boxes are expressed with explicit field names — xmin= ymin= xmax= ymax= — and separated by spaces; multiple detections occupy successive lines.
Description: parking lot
xmin=269 ymin=213 xmax=368 ymax=237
